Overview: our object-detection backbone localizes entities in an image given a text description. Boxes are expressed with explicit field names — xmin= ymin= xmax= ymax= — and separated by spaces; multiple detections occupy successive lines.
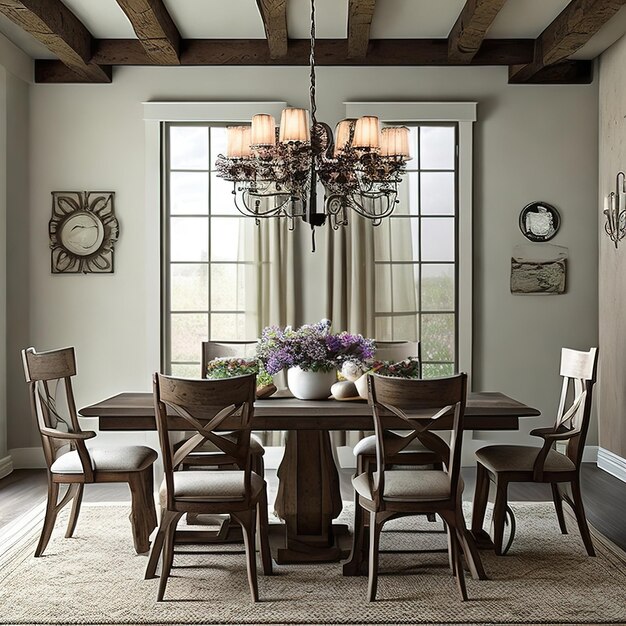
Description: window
xmin=373 ymin=124 xmax=458 ymax=377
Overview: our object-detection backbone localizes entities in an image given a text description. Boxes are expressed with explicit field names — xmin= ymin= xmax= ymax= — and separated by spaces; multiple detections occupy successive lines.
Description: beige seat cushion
xmin=353 ymin=433 xmax=432 ymax=458
xmin=476 ymin=445 xmax=576 ymax=474
xmin=159 ymin=470 xmax=264 ymax=505
xmin=352 ymin=469 xmax=451 ymax=502
xmin=50 ymin=445 xmax=157 ymax=474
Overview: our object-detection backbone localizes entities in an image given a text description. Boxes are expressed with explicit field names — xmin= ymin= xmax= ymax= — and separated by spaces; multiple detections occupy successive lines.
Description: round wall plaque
xmin=519 ymin=201 xmax=560 ymax=242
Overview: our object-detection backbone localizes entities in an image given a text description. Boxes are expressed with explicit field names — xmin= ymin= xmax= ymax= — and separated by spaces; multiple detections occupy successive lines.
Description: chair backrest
xmin=374 ymin=341 xmax=421 ymax=377
xmin=201 ymin=341 xmax=258 ymax=378
xmin=21 ymin=346 xmax=92 ymax=477
xmin=554 ymin=347 xmax=598 ymax=467
xmin=368 ymin=373 xmax=467 ymax=505
xmin=153 ymin=373 xmax=257 ymax=509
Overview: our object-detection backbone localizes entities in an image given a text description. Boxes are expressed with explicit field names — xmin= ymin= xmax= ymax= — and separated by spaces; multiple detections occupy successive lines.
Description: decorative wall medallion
xmin=49 ymin=191 xmax=119 ymax=273
xmin=510 ymin=244 xmax=568 ymax=295
xmin=519 ymin=201 xmax=560 ymax=242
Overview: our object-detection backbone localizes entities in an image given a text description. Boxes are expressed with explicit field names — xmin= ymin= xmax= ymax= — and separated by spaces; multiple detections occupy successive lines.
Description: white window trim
xmin=345 ymin=102 xmax=476 ymax=385
xmin=142 ymin=102 xmax=287 ymax=376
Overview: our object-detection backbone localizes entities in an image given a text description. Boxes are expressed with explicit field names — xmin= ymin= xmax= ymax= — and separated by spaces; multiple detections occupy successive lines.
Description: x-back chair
xmin=22 ymin=347 xmax=158 ymax=556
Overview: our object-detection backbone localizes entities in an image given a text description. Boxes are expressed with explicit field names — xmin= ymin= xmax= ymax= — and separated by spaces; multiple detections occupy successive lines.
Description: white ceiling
xmin=0 ymin=0 xmax=624 ymax=63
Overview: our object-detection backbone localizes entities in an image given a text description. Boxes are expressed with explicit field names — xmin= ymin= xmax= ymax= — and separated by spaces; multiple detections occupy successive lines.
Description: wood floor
xmin=1 ymin=463 xmax=625 ymax=551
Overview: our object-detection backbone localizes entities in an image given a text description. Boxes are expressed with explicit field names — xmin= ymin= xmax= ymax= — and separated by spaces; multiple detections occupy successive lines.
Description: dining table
xmin=80 ymin=389 xmax=540 ymax=579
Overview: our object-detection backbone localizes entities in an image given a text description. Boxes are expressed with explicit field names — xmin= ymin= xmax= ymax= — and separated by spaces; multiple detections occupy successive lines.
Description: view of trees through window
xmin=163 ymin=122 xmax=458 ymax=377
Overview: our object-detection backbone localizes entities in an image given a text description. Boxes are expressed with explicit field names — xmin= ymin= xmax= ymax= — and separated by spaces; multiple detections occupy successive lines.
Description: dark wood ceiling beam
xmin=85 ymin=37 xmax=533 ymax=67
xmin=448 ymin=0 xmax=507 ymax=63
xmin=256 ymin=0 xmax=288 ymax=59
xmin=509 ymin=0 xmax=626 ymax=83
xmin=348 ymin=0 xmax=376 ymax=58
xmin=0 ymin=0 xmax=111 ymax=82
xmin=115 ymin=0 xmax=180 ymax=65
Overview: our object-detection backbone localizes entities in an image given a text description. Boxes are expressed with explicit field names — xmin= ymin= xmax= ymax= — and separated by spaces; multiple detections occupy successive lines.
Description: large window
xmin=373 ymin=124 xmax=458 ymax=377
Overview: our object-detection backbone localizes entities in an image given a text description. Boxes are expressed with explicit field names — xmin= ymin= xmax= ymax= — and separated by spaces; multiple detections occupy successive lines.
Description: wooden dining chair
xmin=149 ymin=373 xmax=273 ymax=602
xmin=352 ymin=373 xmax=469 ymax=601
xmin=21 ymin=346 xmax=158 ymax=556
xmin=471 ymin=347 xmax=598 ymax=556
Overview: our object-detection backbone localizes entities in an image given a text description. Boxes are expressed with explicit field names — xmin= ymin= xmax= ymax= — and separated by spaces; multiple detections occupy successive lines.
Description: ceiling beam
xmin=255 ymin=0 xmax=288 ymax=59
xmin=448 ymin=0 xmax=507 ymax=63
xmin=509 ymin=0 xmax=626 ymax=83
xmin=115 ymin=0 xmax=180 ymax=65
xmin=0 ymin=0 xmax=111 ymax=82
xmin=348 ymin=0 xmax=376 ymax=58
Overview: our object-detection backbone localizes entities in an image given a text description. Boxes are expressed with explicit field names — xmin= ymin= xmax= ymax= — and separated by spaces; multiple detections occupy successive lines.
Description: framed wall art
xmin=49 ymin=191 xmax=119 ymax=274
xmin=519 ymin=201 xmax=561 ymax=242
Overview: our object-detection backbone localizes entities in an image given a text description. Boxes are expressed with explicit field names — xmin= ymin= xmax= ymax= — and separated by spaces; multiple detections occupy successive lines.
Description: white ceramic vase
xmin=287 ymin=366 xmax=337 ymax=400
xmin=354 ymin=373 xmax=370 ymax=400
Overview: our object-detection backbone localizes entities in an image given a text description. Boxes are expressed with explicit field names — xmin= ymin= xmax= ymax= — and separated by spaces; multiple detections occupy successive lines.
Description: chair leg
xmin=35 ymin=480 xmax=60 ymax=557
xmin=441 ymin=510 xmax=468 ymax=601
xmin=156 ymin=511 xmax=182 ymax=601
xmin=569 ymin=479 xmax=595 ymax=557
xmin=128 ymin=468 xmax=157 ymax=554
xmin=551 ymin=483 xmax=568 ymax=535
xmin=145 ymin=509 xmax=167 ymax=580
xmin=455 ymin=506 xmax=487 ymax=580
xmin=65 ymin=484 xmax=84 ymax=538
xmin=257 ymin=488 xmax=273 ymax=576
xmin=492 ymin=479 xmax=509 ymax=556
xmin=367 ymin=511 xmax=385 ymax=602
xmin=471 ymin=462 xmax=490 ymax=536
xmin=233 ymin=509 xmax=260 ymax=602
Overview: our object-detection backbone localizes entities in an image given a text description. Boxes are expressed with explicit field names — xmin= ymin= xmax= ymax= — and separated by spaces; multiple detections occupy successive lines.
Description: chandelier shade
xmin=214 ymin=0 xmax=410 ymax=242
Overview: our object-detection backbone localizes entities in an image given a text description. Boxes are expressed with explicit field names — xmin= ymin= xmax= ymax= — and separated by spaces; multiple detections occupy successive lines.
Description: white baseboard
xmin=582 ymin=445 xmax=598 ymax=463
xmin=597 ymin=447 xmax=626 ymax=483
xmin=9 ymin=446 xmax=46 ymax=469
xmin=0 ymin=454 xmax=13 ymax=479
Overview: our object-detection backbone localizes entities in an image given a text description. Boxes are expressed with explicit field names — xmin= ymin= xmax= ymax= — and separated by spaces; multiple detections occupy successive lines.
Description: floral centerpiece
xmin=205 ymin=357 xmax=276 ymax=398
xmin=256 ymin=319 xmax=375 ymax=400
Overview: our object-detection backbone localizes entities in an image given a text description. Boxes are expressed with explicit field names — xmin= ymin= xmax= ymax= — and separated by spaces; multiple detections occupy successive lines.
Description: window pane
xmin=170 ymin=126 xmax=208 ymax=170
xmin=210 ymin=174 xmax=239 ymax=216
xmin=420 ymin=172 xmax=455 ymax=215
xmin=171 ymin=363 xmax=202 ymax=378
xmin=422 ymin=314 xmax=455 ymax=362
xmin=170 ymin=217 xmax=208 ymax=262
xmin=375 ymin=316 xmax=392 ymax=341
xmin=392 ymin=264 xmax=419 ymax=312
xmin=421 ymin=218 xmax=455 ymax=262
xmin=394 ymin=172 xmax=419 ymax=216
xmin=210 ymin=217 xmax=243 ymax=261
xmin=390 ymin=218 xmax=419 ymax=261
xmin=375 ymin=264 xmax=392 ymax=312
xmin=373 ymin=220 xmax=391 ymax=261
xmin=170 ymin=264 xmax=208 ymax=311
xmin=420 ymin=126 xmax=455 ymax=170
xmin=171 ymin=313 xmax=207 ymax=362
xmin=170 ymin=172 xmax=208 ymax=215
xmin=407 ymin=126 xmax=418 ymax=169
xmin=211 ymin=264 xmax=247 ymax=311
xmin=421 ymin=264 xmax=455 ymax=311
xmin=422 ymin=363 xmax=454 ymax=378
xmin=210 ymin=313 xmax=247 ymax=340
xmin=392 ymin=314 xmax=419 ymax=341
xmin=210 ymin=126 xmax=228 ymax=164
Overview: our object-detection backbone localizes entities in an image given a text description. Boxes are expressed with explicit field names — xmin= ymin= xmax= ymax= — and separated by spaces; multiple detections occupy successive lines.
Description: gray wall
xmin=598 ymin=35 xmax=626 ymax=459
xmin=7 ymin=64 xmax=599 ymax=458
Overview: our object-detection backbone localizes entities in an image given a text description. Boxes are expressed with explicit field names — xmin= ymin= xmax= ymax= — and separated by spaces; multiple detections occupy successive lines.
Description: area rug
xmin=0 ymin=502 xmax=625 ymax=625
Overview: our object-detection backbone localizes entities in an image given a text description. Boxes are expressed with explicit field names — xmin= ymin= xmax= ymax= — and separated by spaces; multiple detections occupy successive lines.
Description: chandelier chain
xmin=309 ymin=0 xmax=317 ymax=126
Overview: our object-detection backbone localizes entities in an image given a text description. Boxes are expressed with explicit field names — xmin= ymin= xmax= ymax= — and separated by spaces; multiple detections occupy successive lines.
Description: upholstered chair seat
xmin=352 ymin=469 xmax=451 ymax=502
xmin=475 ymin=445 xmax=576 ymax=475
xmin=353 ymin=432 xmax=431 ymax=458
xmin=51 ymin=446 xmax=157 ymax=474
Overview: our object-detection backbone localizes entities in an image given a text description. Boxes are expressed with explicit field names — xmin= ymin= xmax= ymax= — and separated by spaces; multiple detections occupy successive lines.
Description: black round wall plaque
xmin=519 ymin=201 xmax=560 ymax=242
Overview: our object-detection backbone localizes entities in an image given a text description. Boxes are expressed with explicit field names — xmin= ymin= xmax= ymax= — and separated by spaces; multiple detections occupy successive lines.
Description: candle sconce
xmin=603 ymin=171 xmax=626 ymax=248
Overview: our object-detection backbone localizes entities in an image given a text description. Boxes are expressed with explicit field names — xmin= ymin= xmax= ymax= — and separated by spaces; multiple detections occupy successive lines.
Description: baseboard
xmin=9 ymin=446 xmax=46 ymax=469
xmin=583 ymin=445 xmax=598 ymax=463
xmin=598 ymin=447 xmax=626 ymax=483
xmin=0 ymin=454 xmax=13 ymax=479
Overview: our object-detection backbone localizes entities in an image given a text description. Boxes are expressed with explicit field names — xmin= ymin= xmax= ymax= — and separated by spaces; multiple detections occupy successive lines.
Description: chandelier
xmin=214 ymin=0 xmax=411 ymax=243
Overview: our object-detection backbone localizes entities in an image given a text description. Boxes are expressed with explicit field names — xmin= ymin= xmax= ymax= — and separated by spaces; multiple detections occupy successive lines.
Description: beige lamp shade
xmin=279 ymin=108 xmax=311 ymax=143
xmin=251 ymin=114 xmax=276 ymax=146
xmin=334 ymin=119 xmax=354 ymax=156
xmin=380 ymin=126 xmax=411 ymax=159
xmin=226 ymin=126 xmax=252 ymax=158
xmin=353 ymin=116 xmax=380 ymax=150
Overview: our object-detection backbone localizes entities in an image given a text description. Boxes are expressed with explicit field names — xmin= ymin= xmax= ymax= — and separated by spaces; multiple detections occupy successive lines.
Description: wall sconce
xmin=603 ymin=172 xmax=626 ymax=248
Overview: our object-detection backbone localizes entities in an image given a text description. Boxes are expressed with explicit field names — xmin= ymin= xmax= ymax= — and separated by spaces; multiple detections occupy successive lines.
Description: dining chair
xmin=352 ymin=372 xmax=469 ymax=601
xmin=471 ymin=347 xmax=598 ymax=556
xmin=149 ymin=373 xmax=273 ymax=602
xmin=21 ymin=346 xmax=158 ymax=556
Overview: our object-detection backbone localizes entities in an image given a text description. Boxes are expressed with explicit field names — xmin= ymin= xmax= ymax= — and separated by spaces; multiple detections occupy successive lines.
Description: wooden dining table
xmin=80 ymin=390 xmax=539 ymax=578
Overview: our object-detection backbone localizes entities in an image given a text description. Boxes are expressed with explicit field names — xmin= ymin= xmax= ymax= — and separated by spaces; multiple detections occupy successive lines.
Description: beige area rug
xmin=0 ymin=502 xmax=625 ymax=625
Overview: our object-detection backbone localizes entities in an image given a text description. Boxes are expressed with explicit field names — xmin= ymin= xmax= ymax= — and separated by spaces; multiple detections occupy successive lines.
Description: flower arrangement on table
xmin=205 ymin=357 xmax=277 ymax=398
